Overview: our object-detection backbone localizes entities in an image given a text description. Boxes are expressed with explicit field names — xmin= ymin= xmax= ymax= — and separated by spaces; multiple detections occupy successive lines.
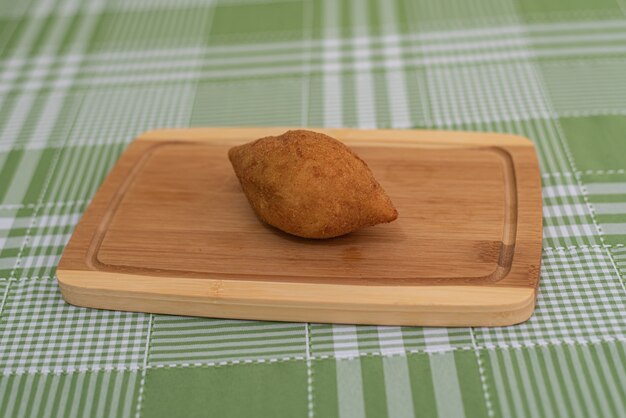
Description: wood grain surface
xmin=57 ymin=127 xmax=543 ymax=326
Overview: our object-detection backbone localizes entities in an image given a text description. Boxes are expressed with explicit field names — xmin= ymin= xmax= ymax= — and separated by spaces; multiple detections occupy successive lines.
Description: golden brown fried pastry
xmin=228 ymin=130 xmax=398 ymax=239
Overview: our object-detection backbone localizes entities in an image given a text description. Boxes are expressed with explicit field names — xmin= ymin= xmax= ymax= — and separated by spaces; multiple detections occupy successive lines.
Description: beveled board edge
xmin=58 ymin=270 xmax=536 ymax=326
xmin=57 ymin=127 xmax=543 ymax=326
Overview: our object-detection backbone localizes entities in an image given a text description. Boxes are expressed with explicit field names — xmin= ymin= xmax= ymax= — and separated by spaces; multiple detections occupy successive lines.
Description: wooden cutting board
xmin=57 ymin=127 xmax=542 ymax=326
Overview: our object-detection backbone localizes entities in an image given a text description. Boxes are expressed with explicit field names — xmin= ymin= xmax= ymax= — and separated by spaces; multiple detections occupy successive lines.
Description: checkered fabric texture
xmin=1 ymin=0 xmax=626 ymax=417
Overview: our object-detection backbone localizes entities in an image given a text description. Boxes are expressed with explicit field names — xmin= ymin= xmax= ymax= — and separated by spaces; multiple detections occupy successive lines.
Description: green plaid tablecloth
xmin=2 ymin=0 xmax=626 ymax=417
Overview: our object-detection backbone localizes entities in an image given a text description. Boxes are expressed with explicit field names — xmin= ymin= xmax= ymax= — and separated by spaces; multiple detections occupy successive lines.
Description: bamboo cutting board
xmin=57 ymin=127 xmax=542 ymax=326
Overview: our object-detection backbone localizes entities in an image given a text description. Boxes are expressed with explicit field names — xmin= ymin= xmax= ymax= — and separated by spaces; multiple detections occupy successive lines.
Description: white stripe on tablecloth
xmin=382 ymin=356 xmax=415 ymax=418
xmin=67 ymin=372 xmax=86 ymax=418
xmin=28 ymin=233 xmax=72 ymax=250
xmin=543 ymin=204 xmax=589 ymax=218
xmin=544 ymin=224 xmax=598 ymax=238
xmin=2 ymin=18 xmax=626 ymax=68
xmin=29 ymin=374 xmax=47 ymax=418
xmin=0 ymin=255 xmax=62 ymax=271
xmin=15 ymin=373 xmax=34 ymax=418
xmin=544 ymin=345 xmax=585 ymax=418
xmin=501 ymin=350 xmax=526 ymax=418
xmin=95 ymin=371 xmax=111 ymax=418
xmin=527 ymin=348 xmax=564 ymax=418
xmin=336 ymin=359 xmax=367 ymax=418
xmin=3 ymin=34 xmax=626 ymax=92
xmin=352 ymin=0 xmax=377 ymax=129
xmin=123 ymin=372 xmax=137 ymax=418
xmin=590 ymin=344 xmax=626 ymax=414
xmin=83 ymin=373 xmax=98 ymax=418
xmin=333 ymin=325 xmax=366 ymax=418
xmin=55 ymin=371 xmax=73 ymax=418
xmin=108 ymin=372 xmax=124 ymax=418
xmin=513 ymin=350 xmax=542 ymax=418
xmin=591 ymin=203 xmax=626 ymax=215
xmin=41 ymin=374 xmax=60 ymax=418
xmin=0 ymin=104 xmax=42 ymax=204
xmin=379 ymin=327 xmax=415 ymax=418
xmin=423 ymin=328 xmax=454 ymax=352
xmin=554 ymin=344 xmax=593 ymax=417
xmin=4 ymin=373 xmax=22 ymax=418
xmin=574 ymin=345 xmax=613 ymax=417
xmin=586 ymin=183 xmax=626 ymax=195
xmin=430 ymin=352 xmax=466 ymax=418
xmin=322 ymin=0 xmax=343 ymax=127
xmin=0 ymin=217 xmax=18 ymax=229
xmin=378 ymin=1 xmax=411 ymax=128
xmin=602 ymin=223 xmax=626 ymax=235
xmin=6 ymin=43 xmax=626 ymax=95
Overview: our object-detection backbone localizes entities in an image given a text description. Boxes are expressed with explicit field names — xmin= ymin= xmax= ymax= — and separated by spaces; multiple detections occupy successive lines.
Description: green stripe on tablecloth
xmin=0 ymin=370 xmax=139 ymax=418
xmin=456 ymin=350 xmax=491 ymax=418
xmin=142 ymin=361 xmax=308 ymax=418
xmin=0 ymin=150 xmax=26 ymax=202
xmin=406 ymin=351 xmax=438 ymax=418
xmin=483 ymin=341 xmax=626 ymax=418
xmin=148 ymin=316 xmax=307 ymax=365
xmin=361 ymin=356 xmax=388 ymax=418
xmin=0 ymin=149 xmax=54 ymax=205
xmin=19 ymin=149 xmax=66 ymax=214
xmin=559 ymin=116 xmax=626 ymax=170
xmin=523 ymin=348 xmax=557 ymax=417
xmin=312 ymin=358 xmax=339 ymax=418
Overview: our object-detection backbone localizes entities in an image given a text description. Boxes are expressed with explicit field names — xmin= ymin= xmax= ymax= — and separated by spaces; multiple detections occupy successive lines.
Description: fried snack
xmin=228 ymin=130 xmax=398 ymax=239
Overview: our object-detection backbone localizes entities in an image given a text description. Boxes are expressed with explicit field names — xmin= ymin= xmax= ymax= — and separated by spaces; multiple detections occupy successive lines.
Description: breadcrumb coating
xmin=229 ymin=129 xmax=398 ymax=239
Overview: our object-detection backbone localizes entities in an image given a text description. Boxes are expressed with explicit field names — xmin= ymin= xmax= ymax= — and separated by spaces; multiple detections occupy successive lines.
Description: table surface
xmin=1 ymin=0 xmax=626 ymax=417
